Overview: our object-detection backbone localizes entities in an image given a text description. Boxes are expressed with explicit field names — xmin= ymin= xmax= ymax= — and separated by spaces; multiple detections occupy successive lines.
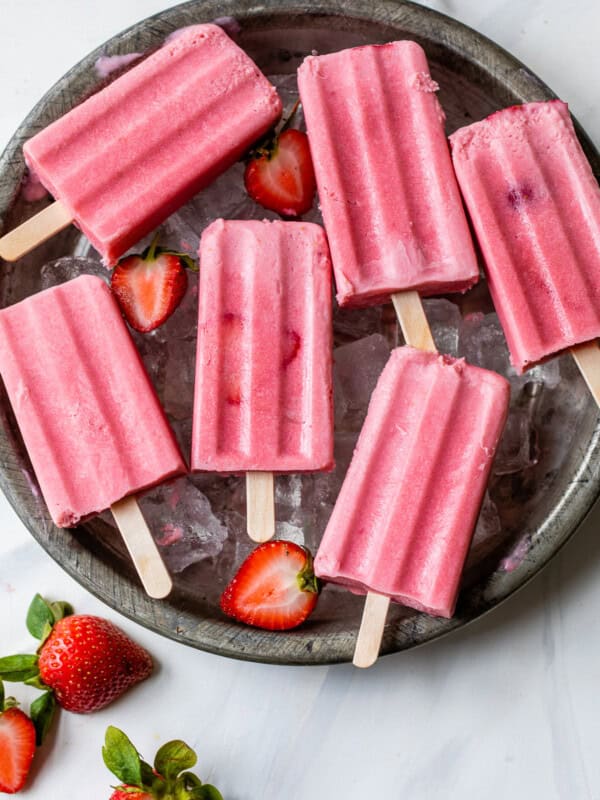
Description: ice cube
xmin=493 ymin=381 xmax=543 ymax=475
xmin=333 ymin=334 xmax=391 ymax=431
xmin=465 ymin=492 xmax=503 ymax=569
xmin=333 ymin=303 xmax=384 ymax=345
xmin=458 ymin=311 xmax=511 ymax=375
xmin=40 ymin=256 xmax=107 ymax=289
xmin=423 ymin=298 xmax=461 ymax=356
xmin=138 ymin=477 xmax=228 ymax=572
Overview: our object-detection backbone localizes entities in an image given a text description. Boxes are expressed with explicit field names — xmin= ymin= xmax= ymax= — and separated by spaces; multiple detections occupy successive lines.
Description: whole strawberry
xmin=39 ymin=615 xmax=152 ymax=713
xmin=103 ymin=726 xmax=223 ymax=800
xmin=0 ymin=686 xmax=36 ymax=795
xmin=0 ymin=595 xmax=152 ymax=716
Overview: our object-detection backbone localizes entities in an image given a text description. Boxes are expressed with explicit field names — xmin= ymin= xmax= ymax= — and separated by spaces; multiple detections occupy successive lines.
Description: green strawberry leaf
xmin=0 ymin=678 xmax=4 ymax=709
xmin=191 ymin=785 xmax=224 ymax=800
xmin=49 ymin=601 xmax=73 ymax=623
xmin=296 ymin=547 xmax=320 ymax=594
xmin=174 ymin=772 xmax=224 ymax=800
xmin=175 ymin=771 xmax=203 ymax=797
xmin=153 ymin=247 xmax=198 ymax=273
xmin=26 ymin=594 xmax=55 ymax=640
xmin=103 ymin=726 xmax=143 ymax=788
xmin=154 ymin=739 xmax=197 ymax=781
xmin=173 ymin=253 xmax=200 ymax=272
xmin=0 ymin=654 xmax=39 ymax=682
xmin=139 ymin=759 xmax=156 ymax=789
xmin=30 ymin=691 xmax=56 ymax=745
xmin=24 ymin=674 xmax=48 ymax=690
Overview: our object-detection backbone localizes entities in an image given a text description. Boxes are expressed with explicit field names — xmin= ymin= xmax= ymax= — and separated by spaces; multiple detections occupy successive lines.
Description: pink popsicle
xmin=297 ymin=40 xmax=479 ymax=308
xmin=20 ymin=24 xmax=282 ymax=265
xmin=192 ymin=219 xmax=333 ymax=473
xmin=315 ymin=346 xmax=509 ymax=618
xmin=450 ymin=100 xmax=600 ymax=374
xmin=0 ymin=275 xmax=186 ymax=527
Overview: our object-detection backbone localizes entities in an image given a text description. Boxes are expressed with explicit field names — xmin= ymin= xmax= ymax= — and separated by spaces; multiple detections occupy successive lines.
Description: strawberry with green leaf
xmin=103 ymin=726 xmax=223 ymax=800
xmin=221 ymin=540 xmax=320 ymax=630
xmin=0 ymin=594 xmax=152 ymax=722
xmin=0 ymin=682 xmax=36 ymax=794
xmin=244 ymin=100 xmax=316 ymax=217
xmin=111 ymin=233 xmax=197 ymax=333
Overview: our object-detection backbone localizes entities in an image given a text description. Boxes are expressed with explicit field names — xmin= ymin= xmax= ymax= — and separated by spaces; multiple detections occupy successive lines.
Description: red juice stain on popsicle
xmin=222 ymin=312 xmax=244 ymax=406
xmin=282 ymin=329 xmax=301 ymax=368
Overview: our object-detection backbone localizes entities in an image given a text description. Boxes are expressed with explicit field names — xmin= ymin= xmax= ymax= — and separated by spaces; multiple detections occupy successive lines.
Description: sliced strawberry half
xmin=220 ymin=541 xmax=320 ymax=630
xmin=0 ymin=706 xmax=36 ymax=794
xmin=111 ymin=235 xmax=196 ymax=333
xmin=244 ymin=120 xmax=316 ymax=217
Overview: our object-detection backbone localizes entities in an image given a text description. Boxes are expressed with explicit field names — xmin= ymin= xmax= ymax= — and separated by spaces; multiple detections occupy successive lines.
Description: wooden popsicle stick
xmin=353 ymin=593 xmax=391 ymax=668
xmin=392 ymin=290 xmax=437 ymax=352
xmin=110 ymin=495 xmax=173 ymax=599
xmin=571 ymin=341 xmax=600 ymax=408
xmin=246 ymin=471 xmax=275 ymax=542
xmin=0 ymin=200 xmax=72 ymax=262
xmin=353 ymin=289 xmax=436 ymax=668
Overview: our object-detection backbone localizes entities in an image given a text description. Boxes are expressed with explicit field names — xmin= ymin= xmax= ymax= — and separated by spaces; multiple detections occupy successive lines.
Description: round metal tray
xmin=0 ymin=0 xmax=599 ymax=664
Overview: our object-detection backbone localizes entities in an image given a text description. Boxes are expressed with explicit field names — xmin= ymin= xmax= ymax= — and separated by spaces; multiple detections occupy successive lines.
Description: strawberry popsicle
xmin=315 ymin=346 xmax=509 ymax=618
xmin=297 ymin=40 xmax=479 ymax=308
xmin=192 ymin=219 xmax=334 ymax=540
xmin=450 ymin=100 xmax=600 ymax=375
xmin=1 ymin=24 xmax=282 ymax=265
xmin=0 ymin=275 xmax=186 ymax=527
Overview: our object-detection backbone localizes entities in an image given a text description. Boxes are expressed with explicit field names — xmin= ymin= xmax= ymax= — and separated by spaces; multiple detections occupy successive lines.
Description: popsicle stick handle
xmin=246 ymin=471 xmax=275 ymax=542
xmin=571 ymin=341 xmax=600 ymax=409
xmin=353 ymin=592 xmax=391 ymax=668
xmin=0 ymin=200 xmax=72 ymax=262
xmin=392 ymin=290 xmax=437 ymax=353
xmin=110 ymin=496 xmax=173 ymax=599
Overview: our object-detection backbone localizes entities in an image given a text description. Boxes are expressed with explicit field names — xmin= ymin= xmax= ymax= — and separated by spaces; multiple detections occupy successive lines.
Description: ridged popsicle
xmin=22 ymin=24 xmax=282 ymax=265
xmin=192 ymin=219 xmax=333 ymax=473
xmin=297 ymin=40 xmax=479 ymax=308
xmin=314 ymin=347 xmax=509 ymax=618
xmin=450 ymin=100 xmax=600 ymax=373
xmin=0 ymin=275 xmax=186 ymax=527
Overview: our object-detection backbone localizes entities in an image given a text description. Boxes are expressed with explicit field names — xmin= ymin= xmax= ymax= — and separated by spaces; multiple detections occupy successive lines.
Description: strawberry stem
xmin=280 ymin=99 xmax=301 ymax=134
xmin=144 ymin=232 xmax=161 ymax=262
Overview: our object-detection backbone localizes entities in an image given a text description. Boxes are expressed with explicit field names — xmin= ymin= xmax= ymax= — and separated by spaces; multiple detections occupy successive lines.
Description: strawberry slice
xmin=220 ymin=541 xmax=320 ymax=630
xmin=244 ymin=103 xmax=316 ymax=217
xmin=111 ymin=235 xmax=196 ymax=333
xmin=0 ymin=706 xmax=36 ymax=794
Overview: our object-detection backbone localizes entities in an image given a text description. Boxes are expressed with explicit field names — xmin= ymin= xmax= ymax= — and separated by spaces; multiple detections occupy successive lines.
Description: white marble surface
xmin=1 ymin=1 xmax=600 ymax=797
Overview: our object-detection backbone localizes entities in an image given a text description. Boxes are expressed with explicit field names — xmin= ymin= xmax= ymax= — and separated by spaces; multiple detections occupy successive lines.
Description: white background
xmin=1 ymin=1 xmax=600 ymax=798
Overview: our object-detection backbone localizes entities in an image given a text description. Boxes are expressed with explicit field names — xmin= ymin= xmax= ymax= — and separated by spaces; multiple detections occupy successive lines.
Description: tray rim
xmin=0 ymin=0 xmax=599 ymax=665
